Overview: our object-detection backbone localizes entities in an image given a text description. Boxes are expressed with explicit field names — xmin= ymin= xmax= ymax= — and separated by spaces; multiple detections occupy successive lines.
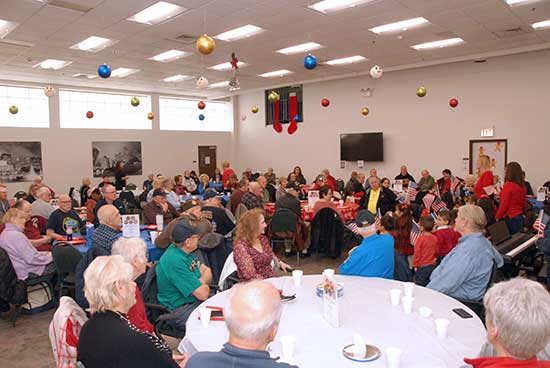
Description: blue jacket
xmin=339 ymin=233 xmax=394 ymax=279
xmin=187 ymin=343 xmax=297 ymax=368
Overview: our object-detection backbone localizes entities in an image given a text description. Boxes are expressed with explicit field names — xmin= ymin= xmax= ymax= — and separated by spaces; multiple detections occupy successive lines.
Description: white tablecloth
xmin=178 ymin=275 xmax=486 ymax=368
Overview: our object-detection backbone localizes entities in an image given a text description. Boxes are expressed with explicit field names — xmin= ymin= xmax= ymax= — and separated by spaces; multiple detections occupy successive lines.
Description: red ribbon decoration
xmin=288 ymin=93 xmax=298 ymax=135
xmin=273 ymin=101 xmax=282 ymax=133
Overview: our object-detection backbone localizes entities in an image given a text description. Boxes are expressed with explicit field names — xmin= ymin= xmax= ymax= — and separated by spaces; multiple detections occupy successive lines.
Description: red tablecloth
xmin=264 ymin=201 xmax=359 ymax=222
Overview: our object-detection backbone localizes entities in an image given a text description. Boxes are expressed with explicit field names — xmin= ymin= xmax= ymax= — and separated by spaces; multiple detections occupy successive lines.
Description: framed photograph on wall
xmin=469 ymin=139 xmax=508 ymax=181
xmin=0 ymin=142 xmax=43 ymax=183
xmin=92 ymin=141 xmax=142 ymax=178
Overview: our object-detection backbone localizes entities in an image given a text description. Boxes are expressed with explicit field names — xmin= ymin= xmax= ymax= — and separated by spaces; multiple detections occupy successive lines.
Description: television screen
xmin=340 ymin=133 xmax=383 ymax=161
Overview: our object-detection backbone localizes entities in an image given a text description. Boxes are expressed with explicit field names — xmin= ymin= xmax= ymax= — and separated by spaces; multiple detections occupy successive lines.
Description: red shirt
xmin=326 ymin=175 xmax=337 ymax=192
xmin=127 ymin=286 xmax=154 ymax=335
xmin=413 ymin=233 xmax=437 ymax=268
xmin=394 ymin=218 xmax=414 ymax=256
xmin=474 ymin=170 xmax=494 ymax=198
xmin=434 ymin=226 xmax=461 ymax=257
xmin=222 ymin=168 xmax=236 ymax=188
xmin=496 ymin=182 xmax=526 ymax=220
xmin=464 ymin=357 xmax=550 ymax=368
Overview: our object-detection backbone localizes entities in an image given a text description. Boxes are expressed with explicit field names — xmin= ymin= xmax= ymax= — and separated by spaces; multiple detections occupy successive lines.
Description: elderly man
xmin=143 ymin=188 xmax=179 ymax=225
xmin=187 ymin=280 xmax=298 ymax=368
xmin=353 ymin=173 xmax=366 ymax=194
xmin=0 ymin=184 xmax=10 ymax=218
xmin=264 ymin=168 xmax=276 ymax=185
xmin=321 ymin=169 xmax=337 ymax=191
xmin=359 ymin=176 xmax=396 ymax=215
xmin=13 ymin=200 xmax=52 ymax=249
xmin=46 ymin=194 xmax=86 ymax=238
xmin=427 ymin=204 xmax=503 ymax=300
xmin=242 ymin=182 xmax=264 ymax=210
xmin=31 ymin=187 xmax=55 ymax=219
xmin=465 ymin=278 xmax=550 ymax=367
xmin=201 ymin=189 xmax=235 ymax=236
xmin=222 ymin=161 xmax=236 ymax=189
xmin=395 ymin=165 xmax=416 ymax=185
xmin=230 ymin=179 xmax=249 ymax=214
xmin=257 ymin=176 xmax=273 ymax=204
xmin=417 ymin=169 xmax=436 ymax=192
xmin=92 ymin=184 xmax=125 ymax=228
xmin=156 ymin=221 xmax=213 ymax=330
xmin=75 ymin=205 xmax=121 ymax=308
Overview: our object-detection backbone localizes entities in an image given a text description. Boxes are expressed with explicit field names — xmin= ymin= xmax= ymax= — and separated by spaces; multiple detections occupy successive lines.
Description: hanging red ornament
xmin=86 ymin=111 xmax=94 ymax=119
xmin=230 ymin=52 xmax=239 ymax=70
xmin=449 ymin=98 xmax=459 ymax=108
xmin=198 ymin=101 xmax=206 ymax=110
xmin=321 ymin=98 xmax=330 ymax=107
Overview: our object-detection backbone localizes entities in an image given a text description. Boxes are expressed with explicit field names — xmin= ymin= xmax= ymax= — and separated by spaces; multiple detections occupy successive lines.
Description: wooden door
xmin=198 ymin=146 xmax=217 ymax=176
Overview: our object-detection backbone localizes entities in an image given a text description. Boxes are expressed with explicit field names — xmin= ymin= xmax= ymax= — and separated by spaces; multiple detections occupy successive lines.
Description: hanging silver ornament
xmin=229 ymin=75 xmax=240 ymax=91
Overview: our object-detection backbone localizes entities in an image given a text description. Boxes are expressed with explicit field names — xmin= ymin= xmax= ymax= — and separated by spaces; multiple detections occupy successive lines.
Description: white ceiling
xmin=0 ymin=0 xmax=549 ymax=99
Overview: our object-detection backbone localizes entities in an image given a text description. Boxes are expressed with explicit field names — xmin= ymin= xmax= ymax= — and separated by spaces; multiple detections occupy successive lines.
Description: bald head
xmin=249 ymin=182 xmax=262 ymax=196
xmin=58 ymin=194 xmax=72 ymax=212
xmin=225 ymin=280 xmax=282 ymax=347
xmin=97 ymin=204 xmax=121 ymax=230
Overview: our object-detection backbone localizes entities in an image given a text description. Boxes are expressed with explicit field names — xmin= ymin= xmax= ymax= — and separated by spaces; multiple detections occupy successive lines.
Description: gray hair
xmin=112 ymin=237 xmax=148 ymax=264
xmin=225 ymin=280 xmax=282 ymax=342
xmin=458 ymin=204 xmax=487 ymax=231
xmin=101 ymin=184 xmax=115 ymax=193
xmin=484 ymin=278 xmax=550 ymax=359
xmin=37 ymin=186 xmax=50 ymax=197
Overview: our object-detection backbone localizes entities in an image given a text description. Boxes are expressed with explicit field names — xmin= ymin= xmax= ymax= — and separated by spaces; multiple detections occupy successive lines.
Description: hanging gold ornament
xmin=416 ymin=86 xmax=427 ymax=98
xmin=268 ymin=91 xmax=280 ymax=103
xmin=147 ymin=112 xmax=154 ymax=120
xmin=196 ymin=34 xmax=215 ymax=55
xmin=251 ymin=105 xmax=259 ymax=114
xmin=361 ymin=107 xmax=369 ymax=116
xmin=131 ymin=97 xmax=140 ymax=107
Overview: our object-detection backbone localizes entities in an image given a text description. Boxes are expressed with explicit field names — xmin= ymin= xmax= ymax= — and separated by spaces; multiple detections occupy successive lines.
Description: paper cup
xmin=389 ymin=289 xmax=402 ymax=306
xmin=385 ymin=347 xmax=403 ymax=368
xmin=402 ymin=296 xmax=414 ymax=314
xmin=292 ymin=270 xmax=303 ymax=286
xmin=403 ymin=282 xmax=414 ymax=297
xmin=280 ymin=336 xmax=296 ymax=359
xmin=323 ymin=269 xmax=335 ymax=279
xmin=435 ymin=318 xmax=450 ymax=339
xmin=155 ymin=214 xmax=164 ymax=231
xmin=150 ymin=231 xmax=158 ymax=243
xmin=418 ymin=306 xmax=432 ymax=318
xmin=199 ymin=308 xmax=212 ymax=327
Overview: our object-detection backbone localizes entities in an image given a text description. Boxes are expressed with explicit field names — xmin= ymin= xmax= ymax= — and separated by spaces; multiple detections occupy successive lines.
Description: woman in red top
xmin=496 ymin=162 xmax=527 ymax=235
xmin=392 ymin=204 xmax=414 ymax=282
xmin=233 ymin=209 xmax=292 ymax=281
xmin=474 ymin=155 xmax=494 ymax=198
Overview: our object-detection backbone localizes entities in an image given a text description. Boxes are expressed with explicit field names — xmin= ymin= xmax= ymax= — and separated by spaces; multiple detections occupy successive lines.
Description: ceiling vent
xmin=493 ymin=26 xmax=530 ymax=39
xmin=169 ymin=34 xmax=199 ymax=45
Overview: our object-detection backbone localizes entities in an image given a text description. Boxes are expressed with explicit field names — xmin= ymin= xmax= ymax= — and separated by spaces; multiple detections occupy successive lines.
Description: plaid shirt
xmin=241 ymin=192 xmax=263 ymax=210
xmin=91 ymin=224 xmax=120 ymax=253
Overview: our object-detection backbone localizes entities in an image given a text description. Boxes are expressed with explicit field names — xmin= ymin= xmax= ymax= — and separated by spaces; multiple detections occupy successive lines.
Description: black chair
xmin=14 ymin=191 xmax=27 ymax=200
xmin=270 ymin=208 xmax=299 ymax=264
xmin=52 ymin=243 xmax=83 ymax=298
xmin=119 ymin=190 xmax=139 ymax=213
xmin=336 ymin=179 xmax=345 ymax=194
xmin=310 ymin=207 xmax=344 ymax=259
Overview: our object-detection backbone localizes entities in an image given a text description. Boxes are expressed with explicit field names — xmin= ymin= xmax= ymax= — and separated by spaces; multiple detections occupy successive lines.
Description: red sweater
xmin=434 ymin=226 xmax=461 ymax=257
xmin=413 ymin=233 xmax=437 ymax=268
xmin=222 ymin=168 xmax=236 ymax=188
xmin=127 ymin=286 xmax=154 ymax=335
xmin=464 ymin=357 xmax=550 ymax=368
xmin=496 ymin=182 xmax=526 ymax=220
xmin=474 ymin=170 xmax=494 ymax=198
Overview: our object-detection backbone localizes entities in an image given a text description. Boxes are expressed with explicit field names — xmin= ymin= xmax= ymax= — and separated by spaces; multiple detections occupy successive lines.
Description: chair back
xmin=218 ymin=252 xmax=239 ymax=291
xmin=141 ymin=264 xmax=161 ymax=320
xmin=271 ymin=208 xmax=297 ymax=234
xmin=310 ymin=207 xmax=344 ymax=258
xmin=336 ymin=179 xmax=345 ymax=193
xmin=52 ymin=244 xmax=83 ymax=276
xmin=14 ymin=191 xmax=27 ymax=200
xmin=235 ymin=203 xmax=248 ymax=223
xmin=119 ymin=190 xmax=138 ymax=210
xmin=0 ymin=247 xmax=27 ymax=305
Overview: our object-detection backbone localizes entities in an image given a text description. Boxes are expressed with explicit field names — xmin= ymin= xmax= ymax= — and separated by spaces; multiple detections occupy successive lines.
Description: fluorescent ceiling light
xmin=326 ymin=55 xmax=367 ymax=65
xmin=532 ymin=19 xmax=550 ymax=30
xmin=308 ymin=0 xmax=377 ymax=14
xmin=208 ymin=81 xmax=230 ymax=88
xmin=411 ymin=37 xmax=465 ymax=50
xmin=149 ymin=49 xmax=190 ymax=62
xmin=110 ymin=68 xmax=140 ymax=78
xmin=127 ymin=1 xmax=188 ymax=25
xmin=162 ymin=74 xmax=192 ymax=82
xmin=214 ymin=24 xmax=264 ymax=41
xmin=0 ymin=19 xmax=19 ymax=39
xmin=33 ymin=59 xmax=72 ymax=70
xmin=208 ymin=61 xmax=248 ymax=71
xmin=277 ymin=42 xmax=322 ymax=55
xmin=70 ymin=36 xmax=118 ymax=52
xmin=72 ymin=73 xmax=97 ymax=79
xmin=505 ymin=0 xmax=538 ymax=5
xmin=369 ymin=17 xmax=429 ymax=34
xmin=259 ymin=69 xmax=293 ymax=78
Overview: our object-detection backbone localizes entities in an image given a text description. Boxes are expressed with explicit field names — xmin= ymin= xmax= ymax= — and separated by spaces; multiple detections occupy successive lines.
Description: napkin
xmin=345 ymin=333 xmax=366 ymax=357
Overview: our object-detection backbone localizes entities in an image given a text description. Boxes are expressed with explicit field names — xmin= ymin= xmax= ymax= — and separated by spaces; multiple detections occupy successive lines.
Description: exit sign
xmin=481 ymin=127 xmax=494 ymax=137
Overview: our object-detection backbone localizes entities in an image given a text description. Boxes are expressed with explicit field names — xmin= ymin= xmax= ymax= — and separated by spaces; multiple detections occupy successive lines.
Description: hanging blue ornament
xmin=198 ymin=114 xmax=205 ymax=121
xmin=294 ymin=115 xmax=300 ymax=122
xmin=304 ymin=54 xmax=317 ymax=70
xmin=97 ymin=64 xmax=111 ymax=78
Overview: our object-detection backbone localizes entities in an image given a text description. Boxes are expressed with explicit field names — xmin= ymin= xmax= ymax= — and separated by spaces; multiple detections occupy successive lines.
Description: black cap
xmin=152 ymin=188 xmax=166 ymax=197
xmin=172 ymin=220 xmax=201 ymax=243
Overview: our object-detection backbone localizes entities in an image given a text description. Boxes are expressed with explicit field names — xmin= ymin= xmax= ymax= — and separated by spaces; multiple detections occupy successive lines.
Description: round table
xmin=264 ymin=201 xmax=359 ymax=222
xmin=178 ymin=275 xmax=486 ymax=368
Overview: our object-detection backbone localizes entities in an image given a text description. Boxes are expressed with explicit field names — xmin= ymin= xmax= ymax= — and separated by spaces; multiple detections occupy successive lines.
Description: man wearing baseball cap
xmin=143 ymin=188 xmax=179 ymax=225
xmin=156 ymin=220 xmax=213 ymax=329
xmin=201 ymin=189 xmax=235 ymax=236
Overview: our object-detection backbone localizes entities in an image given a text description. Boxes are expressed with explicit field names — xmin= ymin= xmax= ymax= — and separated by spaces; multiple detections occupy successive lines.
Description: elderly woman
xmin=197 ymin=174 xmax=210 ymax=195
xmin=275 ymin=176 xmax=288 ymax=201
xmin=111 ymin=237 xmax=153 ymax=334
xmin=233 ymin=209 xmax=292 ymax=281
xmin=77 ymin=255 xmax=188 ymax=368
xmin=162 ymin=178 xmax=181 ymax=212
xmin=466 ymin=278 xmax=550 ymax=367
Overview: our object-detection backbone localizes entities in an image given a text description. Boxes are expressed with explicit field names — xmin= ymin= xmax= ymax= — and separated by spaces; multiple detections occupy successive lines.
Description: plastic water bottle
xmin=66 ymin=226 xmax=73 ymax=241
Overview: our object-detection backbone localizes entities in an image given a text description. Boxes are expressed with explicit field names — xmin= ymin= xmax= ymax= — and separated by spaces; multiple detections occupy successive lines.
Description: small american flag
xmin=422 ymin=193 xmax=436 ymax=212
xmin=410 ymin=221 xmax=421 ymax=246
xmin=406 ymin=182 xmax=418 ymax=204
xmin=451 ymin=176 xmax=461 ymax=192
xmin=433 ymin=184 xmax=441 ymax=199
xmin=533 ymin=209 xmax=549 ymax=235
xmin=375 ymin=208 xmax=381 ymax=228
xmin=431 ymin=197 xmax=448 ymax=213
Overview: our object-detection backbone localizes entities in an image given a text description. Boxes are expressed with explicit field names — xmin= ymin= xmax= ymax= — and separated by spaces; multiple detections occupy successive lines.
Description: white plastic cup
xmin=418 ymin=306 xmax=432 ymax=318
xmin=435 ymin=318 xmax=450 ymax=339
xmin=280 ymin=336 xmax=296 ymax=360
xmin=403 ymin=282 xmax=414 ymax=297
xmin=323 ymin=269 xmax=335 ymax=280
xmin=292 ymin=270 xmax=303 ymax=287
xmin=385 ymin=347 xmax=403 ymax=368
xmin=402 ymin=296 xmax=414 ymax=314
xmin=150 ymin=231 xmax=158 ymax=243
xmin=155 ymin=214 xmax=164 ymax=231
xmin=199 ymin=308 xmax=212 ymax=327
xmin=389 ymin=289 xmax=402 ymax=306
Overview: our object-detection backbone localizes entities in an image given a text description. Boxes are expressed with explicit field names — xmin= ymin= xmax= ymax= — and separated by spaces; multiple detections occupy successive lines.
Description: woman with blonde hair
xmin=474 ymin=155 xmax=494 ymax=198
xmin=233 ymin=209 xmax=292 ymax=281
xmin=197 ymin=174 xmax=210 ymax=195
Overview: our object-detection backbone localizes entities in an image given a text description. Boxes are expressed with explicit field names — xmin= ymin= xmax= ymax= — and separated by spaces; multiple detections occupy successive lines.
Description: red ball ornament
xmin=321 ymin=98 xmax=330 ymax=107
xmin=198 ymin=101 xmax=206 ymax=110
xmin=86 ymin=111 xmax=94 ymax=119
xmin=449 ymin=98 xmax=459 ymax=108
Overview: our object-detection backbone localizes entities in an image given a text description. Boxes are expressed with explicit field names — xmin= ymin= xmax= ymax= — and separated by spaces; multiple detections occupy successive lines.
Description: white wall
xmin=235 ymin=49 xmax=550 ymax=188
xmin=1 ymin=92 xmax=233 ymax=195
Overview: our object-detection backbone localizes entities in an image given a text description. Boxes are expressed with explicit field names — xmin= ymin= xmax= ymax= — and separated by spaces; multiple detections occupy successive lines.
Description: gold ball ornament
xmin=361 ymin=107 xmax=369 ymax=116
xmin=196 ymin=34 xmax=216 ymax=55
xmin=9 ymin=105 xmax=18 ymax=114
xmin=147 ymin=112 xmax=154 ymax=120
xmin=416 ymin=86 xmax=427 ymax=98
xmin=251 ymin=105 xmax=259 ymax=114
xmin=131 ymin=97 xmax=140 ymax=107
xmin=268 ymin=91 xmax=280 ymax=103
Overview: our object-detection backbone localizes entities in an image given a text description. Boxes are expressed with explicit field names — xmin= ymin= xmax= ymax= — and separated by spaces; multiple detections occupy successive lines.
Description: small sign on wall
xmin=480 ymin=127 xmax=494 ymax=137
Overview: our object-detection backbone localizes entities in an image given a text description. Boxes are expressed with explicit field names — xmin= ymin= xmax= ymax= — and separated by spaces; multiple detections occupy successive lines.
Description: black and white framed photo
xmin=92 ymin=141 xmax=142 ymax=177
xmin=0 ymin=141 xmax=43 ymax=182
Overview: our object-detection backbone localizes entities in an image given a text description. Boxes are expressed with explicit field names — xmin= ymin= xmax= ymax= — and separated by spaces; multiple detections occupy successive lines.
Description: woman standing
xmin=114 ymin=162 xmax=129 ymax=191
xmin=495 ymin=162 xmax=527 ymax=235
xmin=474 ymin=155 xmax=494 ymax=198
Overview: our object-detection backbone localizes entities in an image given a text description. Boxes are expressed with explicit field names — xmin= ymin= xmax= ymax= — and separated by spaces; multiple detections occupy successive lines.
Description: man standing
xmin=359 ymin=176 xmax=396 ymax=215
xmin=242 ymin=182 xmax=264 ymax=210
xmin=46 ymin=194 xmax=86 ymax=238
xmin=143 ymin=189 xmax=179 ymax=225
xmin=93 ymin=184 xmax=125 ymax=228
xmin=31 ymin=187 xmax=55 ymax=219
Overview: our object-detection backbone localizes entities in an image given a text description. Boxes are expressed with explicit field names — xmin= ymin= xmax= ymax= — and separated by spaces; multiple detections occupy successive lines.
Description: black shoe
xmin=285 ymin=250 xmax=296 ymax=257
xmin=300 ymin=251 xmax=311 ymax=258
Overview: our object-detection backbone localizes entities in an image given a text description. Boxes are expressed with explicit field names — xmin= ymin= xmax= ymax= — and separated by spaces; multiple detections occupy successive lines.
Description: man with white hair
xmin=359 ymin=176 xmax=396 ymax=215
xmin=241 ymin=182 xmax=263 ymax=210
xmin=417 ymin=169 xmax=435 ymax=192
xmin=465 ymin=278 xmax=550 ymax=367
xmin=321 ymin=169 xmax=337 ymax=192
xmin=186 ymin=280 xmax=298 ymax=368
xmin=427 ymin=204 xmax=503 ymax=300
xmin=395 ymin=165 xmax=416 ymax=185
xmin=46 ymin=194 xmax=86 ymax=238
xmin=92 ymin=184 xmax=125 ymax=228
xmin=31 ymin=186 xmax=55 ymax=219
xmin=258 ymin=176 xmax=273 ymax=203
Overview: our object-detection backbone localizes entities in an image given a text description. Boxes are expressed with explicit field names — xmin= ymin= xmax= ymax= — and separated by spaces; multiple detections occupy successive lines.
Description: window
xmin=59 ymin=90 xmax=152 ymax=129
xmin=0 ymin=85 xmax=49 ymax=128
xmin=265 ymin=85 xmax=303 ymax=126
xmin=159 ymin=97 xmax=232 ymax=132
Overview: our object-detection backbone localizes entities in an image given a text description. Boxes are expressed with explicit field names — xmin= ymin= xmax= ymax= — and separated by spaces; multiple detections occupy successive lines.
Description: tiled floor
xmin=0 ymin=250 xmax=345 ymax=368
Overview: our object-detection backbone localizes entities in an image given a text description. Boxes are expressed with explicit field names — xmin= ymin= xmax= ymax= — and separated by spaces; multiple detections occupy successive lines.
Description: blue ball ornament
xmin=304 ymin=54 xmax=317 ymax=70
xmin=198 ymin=114 xmax=205 ymax=121
xmin=97 ymin=64 xmax=111 ymax=78
xmin=294 ymin=115 xmax=300 ymax=122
